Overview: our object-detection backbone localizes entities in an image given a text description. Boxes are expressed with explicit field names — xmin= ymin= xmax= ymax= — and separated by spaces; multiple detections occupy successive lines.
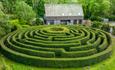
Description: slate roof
xmin=45 ymin=4 xmax=84 ymax=17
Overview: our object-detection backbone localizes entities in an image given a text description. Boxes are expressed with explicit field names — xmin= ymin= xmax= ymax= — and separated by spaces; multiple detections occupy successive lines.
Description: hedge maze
xmin=0 ymin=25 xmax=112 ymax=68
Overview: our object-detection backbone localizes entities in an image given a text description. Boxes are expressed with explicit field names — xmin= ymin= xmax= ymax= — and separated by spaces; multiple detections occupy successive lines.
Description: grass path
xmin=0 ymin=37 xmax=115 ymax=70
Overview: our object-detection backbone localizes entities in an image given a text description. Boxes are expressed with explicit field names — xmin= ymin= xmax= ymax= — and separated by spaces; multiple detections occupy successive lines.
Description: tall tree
xmin=78 ymin=0 xmax=111 ymax=19
xmin=14 ymin=1 xmax=36 ymax=25
xmin=37 ymin=0 xmax=45 ymax=17
xmin=26 ymin=0 xmax=45 ymax=17
xmin=0 ymin=8 xmax=11 ymax=38
xmin=1 ymin=0 xmax=26 ymax=13
xmin=0 ymin=2 xmax=4 ymax=11
xmin=110 ymin=0 xmax=115 ymax=15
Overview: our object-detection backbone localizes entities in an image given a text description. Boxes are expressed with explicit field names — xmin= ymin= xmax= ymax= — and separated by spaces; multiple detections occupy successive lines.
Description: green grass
xmin=0 ymin=36 xmax=115 ymax=70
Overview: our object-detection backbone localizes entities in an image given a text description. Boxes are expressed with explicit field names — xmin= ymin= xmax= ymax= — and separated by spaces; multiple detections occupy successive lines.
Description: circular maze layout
xmin=0 ymin=25 xmax=112 ymax=68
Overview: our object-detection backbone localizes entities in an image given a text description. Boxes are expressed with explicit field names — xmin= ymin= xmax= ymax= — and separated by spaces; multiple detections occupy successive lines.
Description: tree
xmin=0 ymin=9 xmax=12 ymax=39
xmin=37 ymin=0 xmax=45 ymax=17
xmin=78 ymin=0 xmax=111 ymax=19
xmin=25 ymin=0 xmax=45 ymax=17
xmin=1 ymin=0 xmax=26 ymax=13
xmin=110 ymin=0 xmax=115 ymax=15
xmin=14 ymin=1 xmax=36 ymax=25
xmin=31 ymin=0 xmax=45 ymax=17
xmin=0 ymin=2 xmax=4 ymax=11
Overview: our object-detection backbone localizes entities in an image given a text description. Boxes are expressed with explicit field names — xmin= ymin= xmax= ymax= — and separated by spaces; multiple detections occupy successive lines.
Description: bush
xmin=14 ymin=1 xmax=36 ymax=25
xmin=91 ymin=21 xmax=103 ymax=29
xmin=9 ymin=19 xmax=32 ymax=31
xmin=35 ymin=18 xmax=44 ymax=25
xmin=0 ymin=27 xmax=6 ymax=39
xmin=0 ymin=11 xmax=12 ymax=39
xmin=101 ymin=24 xmax=111 ymax=32
xmin=9 ymin=19 xmax=22 ymax=30
xmin=112 ymin=26 xmax=115 ymax=35
xmin=107 ymin=15 xmax=115 ymax=21
xmin=90 ymin=16 xmax=103 ymax=22
xmin=22 ymin=25 xmax=30 ymax=28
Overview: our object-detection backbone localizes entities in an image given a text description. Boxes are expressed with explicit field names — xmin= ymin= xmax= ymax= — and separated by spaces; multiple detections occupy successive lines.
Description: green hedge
xmin=70 ymin=44 xmax=94 ymax=51
xmin=0 ymin=39 xmax=112 ymax=67
xmin=0 ymin=25 xmax=112 ymax=68
xmin=98 ymin=39 xmax=108 ymax=52
xmin=61 ymin=49 xmax=97 ymax=58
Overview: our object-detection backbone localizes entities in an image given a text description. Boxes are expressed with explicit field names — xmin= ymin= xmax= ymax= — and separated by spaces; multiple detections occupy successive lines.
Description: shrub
xmin=90 ymin=16 xmax=103 ymax=22
xmin=9 ymin=19 xmax=22 ymax=30
xmin=0 ymin=9 xmax=12 ymax=39
xmin=112 ymin=26 xmax=115 ymax=35
xmin=91 ymin=21 xmax=103 ymax=29
xmin=107 ymin=15 xmax=115 ymax=21
xmin=0 ymin=25 xmax=112 ymax=68
xmin=35 ymin=18 xmax=44 ymax=25
xmin=14 ymin=1 xmax=36 ymax=25
xmin=0 ymin=27 xmax=6 ymax=39
xmin=101 ymin=24 xmax=111 ymax=32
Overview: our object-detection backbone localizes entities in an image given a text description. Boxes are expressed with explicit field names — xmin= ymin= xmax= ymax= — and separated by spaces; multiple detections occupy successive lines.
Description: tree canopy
xmin=78 ymin=0 xmax=111 ymax=19
xmin=14 ymin=1 xmax=36 ymax=25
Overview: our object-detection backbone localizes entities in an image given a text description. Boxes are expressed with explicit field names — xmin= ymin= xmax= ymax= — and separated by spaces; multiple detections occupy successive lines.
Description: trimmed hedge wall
xmin=0 ymin=25 xmax=112 ymax=68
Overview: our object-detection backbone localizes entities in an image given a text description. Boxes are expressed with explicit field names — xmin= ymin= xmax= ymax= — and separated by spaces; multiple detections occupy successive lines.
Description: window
xmin=74 ymin=20 xmax=77 ymax=24
xmin=48 ymin=20 xmax=54 ymax=25
xmin=79 ymin=19 xmax=82 ymax=24
xmin=60 ymin=20 xmax=71 ymax=25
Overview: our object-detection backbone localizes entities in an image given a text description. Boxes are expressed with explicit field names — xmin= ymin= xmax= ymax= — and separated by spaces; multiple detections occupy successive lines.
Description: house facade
xmin=44 ymin=4 xmax=84 ymax=25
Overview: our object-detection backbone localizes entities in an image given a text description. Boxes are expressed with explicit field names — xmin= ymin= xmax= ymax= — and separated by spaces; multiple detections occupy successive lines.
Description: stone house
xmin=44 ymin=4 xmax=84 ymax=25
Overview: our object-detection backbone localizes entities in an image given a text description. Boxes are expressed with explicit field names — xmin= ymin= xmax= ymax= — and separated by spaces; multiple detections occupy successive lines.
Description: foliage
xmin=35 ymin=0 xmax=45 ymax=17
xmin=35 ymin=18 xmax=44 ymax=25
xmin=25 ymin=0 xmax=45 ymax=25
xmin=14 ymin=1 xmax=36 ymax=25
xmin=45 ymin=0 xmax=71 ymax=4
xmin=26 ymin=0 xmax=45 ymax=17
xmin=110 ymin=0 xmax=115 ymax=15
xmin=112 ymin=26 xmax=115 ymax=35
xmin=0 ymin=8 xmax=12 ymax=39
xmin=101 ymin=24 xmax=111 ymax=32
xmin=91 ymin=21 xmax=111 ymax=32
xmin=107 ymin=15 xmax=115 ymax=21
xmin=9 ymin=19 xmax=22 ymax=30
xmin=0 ymin=0 xmax=27 ymax=13
xmin=78 ymin=0 xmax=111 ymax=20
xmin=91 ymin=21 xmax=103 ymax=29
xmin=90 ymin=16 xmax=103 ymax=22
xmin=22 ymin=25 xmax=30 ymax=28
xmin=9 ymin=19 xmax=31 ymax=30
xmin=0 ymin=2 xmax=4 ymax=11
